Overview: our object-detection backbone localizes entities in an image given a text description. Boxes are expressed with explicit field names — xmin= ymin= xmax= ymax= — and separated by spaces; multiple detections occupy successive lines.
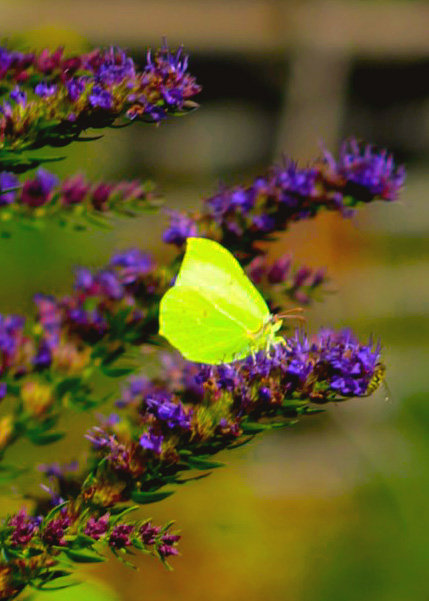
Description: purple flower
xmin=42 ymin=514 xmax=70 ymax=546
xmin=145 ymin=392 xmax=192 ymax=430
xmin=0 ymin=172 xmax=19 ymax=206
xmin=230 ymin=188 xmax=255 ymax=213
xmin=10 ymin=86 xmax=26 ymax=106
xmin=140 ymin=431 xmax=164 ymax=455
xmin=0 ymin=102 xmax=13 ymax=119
xmin=317 ymin=329 xmax=381 ymax=397
xmin=158 ymin=544 xmax=179 ymax=557
xmin=274 ymin=162 xmax=318 ymax=202
xmin=9 ymin=509 xmax=40 ymax=546
xmin=33 ymin=339 xmax=52 ymax=369
xmin=117 ymin=377 xmax=156 ymax=408
xmin=85 ymin=426 xmax=113 ymax=450
xmin=293 ymin=266 xmax=312 ymax=289
xmin=93 ymin=47 xmax=136 ymax=85
xmin=252 ymin=214 xmax=275 ymax=232
xmin=85 ymin=513 xmax=110 ymax=540
xmin=143 ymin=42 xmax=200 ymax=113
xmin=110 ymin=249 xmax=153 ymax=284
xmin=38 ymin=461 xmax=78 ymax=479
xmin=323 ymin=139 xmax=406 ymax=202
xmin=109 ymin=523 xmax=134 ymax=548
xmin=0 ymin=48 xmax=14 ymax=75
xmin=258 ymin=387 xmax=272 ymax=403
xmin=267 ymin=255 xmax=292 ymax=284
xmin=66 ymin=77 xmax=86 ymax=102
xmin=248 ymin=257 xmax=266 ymax=284
xmin=60 ymin=175 xmax=89 ymax=205
xmin=163 ymin=210 xmax=198 ymax=246
xmin=91 ymin=183 xmax=113 ymax=211
xmin=140 ymin=522 xmax=161 ymax=545
xmin=74 ymin=267 xmax=94 ymax=292
xmin=34 ymin=81 xmax=57 ymax=97
xmin=158 ymin=532 xmax=180 ymax=557
xmin=89 ymin=85 xmax=113 ymax=110
xmin=97 ymin=271 xmax=124 ymax=300
xmin=20 ymin=169 xmax=58 ymax=208
xmin=0 ymin=314 xmax=25 ymax=361
xmin=33 ymin=294 xmax=62 ymax=347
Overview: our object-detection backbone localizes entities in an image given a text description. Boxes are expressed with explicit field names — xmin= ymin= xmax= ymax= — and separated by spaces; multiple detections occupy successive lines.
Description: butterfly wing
xmin=174 ymin=237 xmax=270 ymax=333
xmin=159 ymin=285 xmax=256 ymax=364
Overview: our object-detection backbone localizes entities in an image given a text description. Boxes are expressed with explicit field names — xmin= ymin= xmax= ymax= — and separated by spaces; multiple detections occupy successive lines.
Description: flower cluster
xmin=163 ymin=139 xmax=405 ymax=259
xmin=0 ymin=247 xmax=168 ymax=454
xmin=0 ymin=169 xmax=159 ymax=228
xmin=321 ymin=138 xmax=406 ymax=203
xmin=78 ymin=329 xmax=383 ymax=508
xmin=0 ymin=505 xmax=179 ymax=598
xmin=248 ymin=254 xmax=327 ymax=305
xmin=0 ymin=29 xmax=407 ymax=599
xmin=3 ymin=248 xmax=162 ymax=375
xmin=0 ymin=42 xmax=201 ymax=168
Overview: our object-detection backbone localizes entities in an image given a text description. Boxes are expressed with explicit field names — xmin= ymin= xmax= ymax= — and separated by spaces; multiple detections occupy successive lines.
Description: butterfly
xmin=159 ymin=237 xmax=291 ymax=364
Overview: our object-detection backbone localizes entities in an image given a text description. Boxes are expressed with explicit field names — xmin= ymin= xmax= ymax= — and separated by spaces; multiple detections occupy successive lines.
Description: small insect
xmin=366 ymin=363 xmax=387 ymax=397
xmin=159 ymin=237 xmax=299 ymax=364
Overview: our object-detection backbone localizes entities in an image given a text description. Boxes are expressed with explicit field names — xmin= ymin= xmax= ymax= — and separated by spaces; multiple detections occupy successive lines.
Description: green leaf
xmin=63 ymin=548 xmax=106 ymax=563
xmin=241 ymin=421 xmax=283 ymax=433
xmin=130 ymin=490 xmax=174 ymax=504
xmin=43 ymin=502 xmax=69 ymax=526
xmin=31 ymin=579 xmax=120 ymax=600
xmin=186 ymin=456 xmax=225 ymax=470
xmin=27 ymin=430 xmax=65 ymax=445
xmin=110 ymin=505 xmax=139 ymax=524
xmin=101 ymin=366 xmax=135 ymax=378
xmin=55 ymin=377 xmax=82 ymax=398
xmin=0 ymin=464 xmax=27 ymax=485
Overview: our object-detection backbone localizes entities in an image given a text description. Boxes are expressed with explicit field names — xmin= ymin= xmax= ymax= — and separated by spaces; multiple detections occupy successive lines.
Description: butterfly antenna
xmin=277 ymin=307 xmax=305 ymax=317
xmin=277 ymin=308 xmax=306 ymax=325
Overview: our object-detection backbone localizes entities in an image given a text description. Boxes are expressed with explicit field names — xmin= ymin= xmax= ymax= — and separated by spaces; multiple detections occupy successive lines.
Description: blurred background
xmin=0 ymin=1 xmax=428 ymax=600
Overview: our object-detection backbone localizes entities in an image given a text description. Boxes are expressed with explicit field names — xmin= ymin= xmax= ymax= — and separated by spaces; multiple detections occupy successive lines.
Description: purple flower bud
xmin=110 ymin=249 xmax=153 ymax=284
xmin=97 ymin=271 xmax=124 ymax=300
xmin=34 ymin=81 xmax=57 ymax=97
xmin=91 ymin=183 xmax=112 ymax=211
xmin=267 ymin=255 xmax=292 ymax=284
xmin=323 ymin=139 xmax=406 ymax=202
xmin=146 ymin=393 xmax=192 ymax=430
xmin=60 ymin=175 xmax=89 ymax=205
xmin=258 ymin=387 xmax=272 ymax=403
xmin=9 ymin=508 xmax=40 ymax=546
xmin=140 ymin=521 xmax=161 ymax=545
xmin=109 ymin=523 xmax=134 ymax=548
xmin=38 ymin=461 xmax=78 ymax=479
xmin=33 ymin=340 xmax=52 ymax=369
xmin=66 ymin=77 xmax=86 ymax=101
xmin=42 ymin=514 xmax=70 ymax=546
xmin=248 ymin=257 xmax=266 ymax=284
xmin=85 ymin=513 xmax=110 ymax=540
xmin=163 ymin=211 xmax=198 ymax=247
xmin=293 ymin=267 xmax=312 ymax=288
xmin=0 ymin=172 xmax=19 ymax=206
xmin=10 ymin=86 xmax=26 ymax=106
xmin=74 ymin=267 xmax=94 ymax=292
xmin=252 ymin=214 xmax=275 ymax=232
xmin=89 ymin=85 xmax=113 ymax=110
xmin=20 ymin=169 xmax=58 ymax=208
xmin=311 ymin=268 xmax=326 ymax=288
xmin=140 ymin=431 xmax=164 ymax=455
